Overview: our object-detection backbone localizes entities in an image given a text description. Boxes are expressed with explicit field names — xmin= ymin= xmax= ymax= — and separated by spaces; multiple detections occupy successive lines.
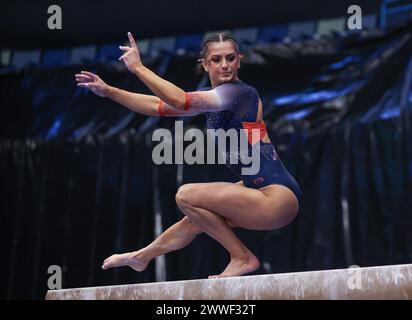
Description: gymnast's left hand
xmin=119 ymin=32 xmax=143 ymax=73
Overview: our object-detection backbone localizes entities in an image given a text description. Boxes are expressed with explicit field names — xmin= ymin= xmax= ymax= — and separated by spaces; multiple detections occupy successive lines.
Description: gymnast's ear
xmin=200 ymin=59 xmax=209 ymax=72
xmin=237 ymin=54 xmax=244 ymax=69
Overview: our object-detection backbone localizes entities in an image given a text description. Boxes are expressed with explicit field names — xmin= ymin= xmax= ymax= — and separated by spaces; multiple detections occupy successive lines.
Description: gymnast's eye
xmin=226 ymin=55 xmax=236 ymax=62
xmin=211 ymin=57 xmax=221 ymax=64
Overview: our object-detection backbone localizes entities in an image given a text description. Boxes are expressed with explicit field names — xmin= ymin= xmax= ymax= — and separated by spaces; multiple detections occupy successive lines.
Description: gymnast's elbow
xmin=166 ymin=91 xmax=187 ymax=110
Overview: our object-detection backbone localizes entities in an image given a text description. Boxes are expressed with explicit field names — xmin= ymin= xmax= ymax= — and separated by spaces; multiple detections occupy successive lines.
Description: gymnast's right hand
xmin=75 ymin=71 xmax=109 ymax=97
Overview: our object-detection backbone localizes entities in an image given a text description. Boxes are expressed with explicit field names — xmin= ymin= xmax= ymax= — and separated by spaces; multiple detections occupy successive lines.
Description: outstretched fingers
xmin=77 ymin=82 xmax=94 ymax=88
xmin=127 ymin=32 xmax=137 ymax=48
xmin=76 ymin=79 xmax=97 ymax=88
xmin=75 ymin=74 xmax=93 ymax=82
xmin=80 ymin=70 xmax=98 ymax=79
xmin=75 ymin=71 xmax=99 ymax=87
xmin=119 ymin=45 xmax=130 ymax=52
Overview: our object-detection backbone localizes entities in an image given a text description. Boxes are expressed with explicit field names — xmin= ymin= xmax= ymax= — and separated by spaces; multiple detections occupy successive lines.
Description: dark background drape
xmin=1 ymin=24 xmax=412 ymax=300
xmin=1 ymin=0 xmax=381 ymax=49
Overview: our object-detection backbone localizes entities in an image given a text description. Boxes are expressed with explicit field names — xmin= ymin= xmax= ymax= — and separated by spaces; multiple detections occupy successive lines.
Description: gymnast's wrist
xmin=104 ymin=85 xmax=117 ymax=98
xmin=132 ymin=63 xmax=145 ymax=76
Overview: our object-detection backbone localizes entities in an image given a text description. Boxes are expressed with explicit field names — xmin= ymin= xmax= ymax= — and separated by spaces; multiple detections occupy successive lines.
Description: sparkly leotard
xmin=158 ymin=79 xmax=302 ymax=207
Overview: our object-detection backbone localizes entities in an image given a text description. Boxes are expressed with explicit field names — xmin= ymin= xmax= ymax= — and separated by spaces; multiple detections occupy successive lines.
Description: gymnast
xmin=75 ymin=31 xmax=301 ymax=278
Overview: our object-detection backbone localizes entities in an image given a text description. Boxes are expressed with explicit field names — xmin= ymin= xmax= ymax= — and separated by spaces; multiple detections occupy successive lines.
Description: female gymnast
xmin=75 ymin=32 xmax=301 ymax=278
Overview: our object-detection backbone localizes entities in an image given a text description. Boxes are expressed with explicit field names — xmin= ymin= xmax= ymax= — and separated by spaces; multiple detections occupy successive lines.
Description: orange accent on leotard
xmin=158 ymin=100 xmax=166 ymax=116
xmin=183 ymin=92 xmax=191 ymax=111
xmin=158 ymin=93 xmax=190 ymax=116
xmin=242 ymin=121 xmax=268 ymax=145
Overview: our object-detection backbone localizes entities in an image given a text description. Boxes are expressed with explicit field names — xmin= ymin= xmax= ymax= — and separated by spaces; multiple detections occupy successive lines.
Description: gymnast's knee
xmin=175 ymin=183 xmax=196 ymax=210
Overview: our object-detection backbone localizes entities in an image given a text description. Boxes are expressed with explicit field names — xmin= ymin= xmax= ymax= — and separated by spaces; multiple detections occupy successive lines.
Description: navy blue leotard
xmin=158 ymin=79 xmax=302 ymax=207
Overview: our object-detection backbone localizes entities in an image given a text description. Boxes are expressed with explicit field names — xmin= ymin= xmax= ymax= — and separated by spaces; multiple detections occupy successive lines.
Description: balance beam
xmin=45 ymin=263 xmax=412 ymax=300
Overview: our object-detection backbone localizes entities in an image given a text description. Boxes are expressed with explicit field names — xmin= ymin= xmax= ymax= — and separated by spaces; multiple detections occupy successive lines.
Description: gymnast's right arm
xmin=74 ymin=71 xmax=197 ymax=117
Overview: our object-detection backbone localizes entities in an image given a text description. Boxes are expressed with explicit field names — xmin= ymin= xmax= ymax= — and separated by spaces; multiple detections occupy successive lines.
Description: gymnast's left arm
xmin=120 ymin=32 xmax=228 ymax=114
xmin=119 ymin=32 xmax=188 ymax=110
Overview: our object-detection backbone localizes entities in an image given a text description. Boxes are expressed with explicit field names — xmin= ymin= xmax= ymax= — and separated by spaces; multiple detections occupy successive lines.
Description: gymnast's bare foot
xmin=102 ymin=249 xmax=150 ymax=272
xmin=208 ymin=253 xmax=260 ymax=279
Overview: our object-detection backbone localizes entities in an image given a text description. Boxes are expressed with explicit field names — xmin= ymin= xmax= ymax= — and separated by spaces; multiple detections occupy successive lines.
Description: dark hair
xmin=196 ymin=32 xmax=240 ymax=74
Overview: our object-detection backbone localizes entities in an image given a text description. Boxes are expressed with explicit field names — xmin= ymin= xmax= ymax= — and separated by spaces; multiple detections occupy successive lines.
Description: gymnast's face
xmin=202 ymin=41 xmax=242 ymax=88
